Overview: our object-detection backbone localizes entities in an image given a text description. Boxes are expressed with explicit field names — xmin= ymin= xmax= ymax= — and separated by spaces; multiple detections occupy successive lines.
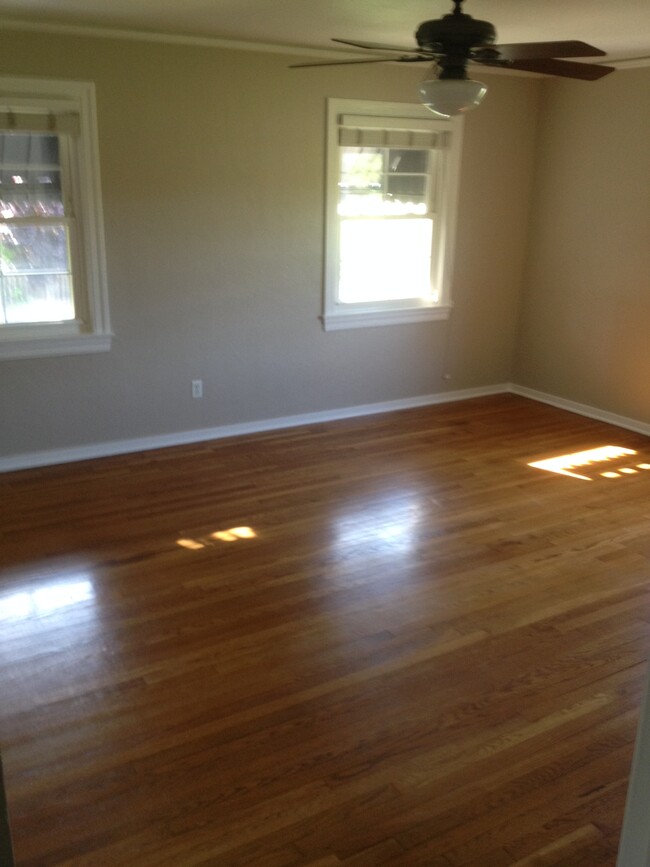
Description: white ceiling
xmin=1 ymin=0 xmax=649 ymax=64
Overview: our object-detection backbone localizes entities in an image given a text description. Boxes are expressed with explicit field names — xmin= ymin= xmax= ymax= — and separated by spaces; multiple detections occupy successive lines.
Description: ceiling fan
xmin=291 ymin=0 xmax=615 ymax=117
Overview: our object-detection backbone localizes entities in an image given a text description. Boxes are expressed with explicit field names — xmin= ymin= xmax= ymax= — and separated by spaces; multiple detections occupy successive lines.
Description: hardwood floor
xmin=1 ymin=394 xmax=649 ymax=866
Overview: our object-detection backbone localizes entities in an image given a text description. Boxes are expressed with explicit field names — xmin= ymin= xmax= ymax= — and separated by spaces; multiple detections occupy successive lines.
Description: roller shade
xmin=0 ymin=110 xmax=80 ymax=136
xmin=339 ymin=114 xmax=450 ymax=150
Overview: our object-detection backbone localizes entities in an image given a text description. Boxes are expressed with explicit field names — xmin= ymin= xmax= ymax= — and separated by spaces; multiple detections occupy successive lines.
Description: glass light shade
xmin=418 ymin=78 xmax=488 ymax=118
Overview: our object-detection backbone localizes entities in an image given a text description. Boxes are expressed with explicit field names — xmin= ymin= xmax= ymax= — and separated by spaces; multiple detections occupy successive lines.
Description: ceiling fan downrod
xmin=415 ymin=1 xmax=496 ymax=54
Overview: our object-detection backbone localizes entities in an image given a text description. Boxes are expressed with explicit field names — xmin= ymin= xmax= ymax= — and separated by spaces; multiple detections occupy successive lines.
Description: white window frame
xmin=323 ymin=98 xmax=463 ymax=332
xmin=0 ymin=76 xmax=111 ymax=359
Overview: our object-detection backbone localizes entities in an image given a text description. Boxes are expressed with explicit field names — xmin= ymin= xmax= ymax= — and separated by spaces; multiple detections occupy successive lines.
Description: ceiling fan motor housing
xmin=416 ymin=12 xmax=496 ymax=49
xmin=416 ymin=11 xmax=496 ymax=79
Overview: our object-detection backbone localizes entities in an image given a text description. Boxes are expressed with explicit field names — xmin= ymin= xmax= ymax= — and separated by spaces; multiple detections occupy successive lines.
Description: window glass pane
xmin=339 ymin=218 xmax=433 ymax=303
xmin=339 ymin=147 xmax=430 ymax=217
xmin=340 ymin=149 xmax=383 ymax=191
xmin=0 ymin=224 xmax=74 ymax=324
xmin=386 ymin=175 xmax=427 ymax=201
xmin=386 ymin=149 xmax=429 ymax=202
xmin=0 ymin=133 xmax=64 ymax=218
xmin=387 ymin=149 xmax=428 ymax=174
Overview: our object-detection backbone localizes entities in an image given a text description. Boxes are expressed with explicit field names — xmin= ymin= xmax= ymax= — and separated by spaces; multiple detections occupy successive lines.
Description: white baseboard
xmin=2 ymin=382 xmax=647 ymax=473
xmin=510 ymin=384 xmax=650 ymax=437
xmin=0 ymin=383 xmax=509 ymax=473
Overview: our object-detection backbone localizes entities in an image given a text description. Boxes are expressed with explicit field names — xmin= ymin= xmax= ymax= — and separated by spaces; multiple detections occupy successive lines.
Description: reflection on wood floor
xmin=1 ymin=394 xmax=649 ymax=866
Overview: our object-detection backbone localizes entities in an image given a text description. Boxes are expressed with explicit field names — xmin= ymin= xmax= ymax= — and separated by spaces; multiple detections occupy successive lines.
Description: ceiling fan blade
xmin=289 ymin=57 xmax=399 ymax=69
xmin=504 ymin=58 xmax=615 ymax=80
xmin=331 ymin=37 xmax=427 ymax=54
xmin=489 ymin=40 xmax=607 ymax=61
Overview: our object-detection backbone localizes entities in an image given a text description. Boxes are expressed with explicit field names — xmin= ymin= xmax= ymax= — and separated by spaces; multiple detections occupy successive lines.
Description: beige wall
xmin=514 ymin=67 xmax=650 ymax=422
xmin=0 ymin=29 xmax=540 ymax=458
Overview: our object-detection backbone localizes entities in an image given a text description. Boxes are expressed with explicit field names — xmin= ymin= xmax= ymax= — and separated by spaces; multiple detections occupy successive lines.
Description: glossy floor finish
xmin=1 ymin=395 xmax=649 ymax=866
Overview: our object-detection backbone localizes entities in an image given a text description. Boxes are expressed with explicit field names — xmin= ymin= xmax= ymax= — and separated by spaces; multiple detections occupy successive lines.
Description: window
xmin=323 ymin=98 xmax=463 ymax=331
xmin=0 ymin=77 xmax=110 ymax=359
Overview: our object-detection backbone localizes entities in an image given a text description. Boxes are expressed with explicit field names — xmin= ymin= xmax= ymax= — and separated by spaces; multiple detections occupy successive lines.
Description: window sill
xmin=0 ymin=332 xmax=112 ymax=360
xmin=322 ymin=305 xmax=451 ymax=332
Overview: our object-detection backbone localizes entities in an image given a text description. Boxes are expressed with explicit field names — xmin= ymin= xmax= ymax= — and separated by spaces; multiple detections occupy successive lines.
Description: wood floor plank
xmin=1 ymin=394 xmax=649 ymax=865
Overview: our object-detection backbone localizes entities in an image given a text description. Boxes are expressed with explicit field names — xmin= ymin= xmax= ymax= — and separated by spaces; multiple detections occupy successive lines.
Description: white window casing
xmin=323 ymin=98 xmax=463 ymax=331
xmin=0 ymin=76 xmax=111 ymax=359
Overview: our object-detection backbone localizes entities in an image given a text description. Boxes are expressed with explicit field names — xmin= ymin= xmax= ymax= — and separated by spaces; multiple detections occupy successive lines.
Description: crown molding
xmin=0 ymin=19 xmax=532 ymax=74
xmin=0 ymin=17 xmax=368 ymax=59
xmin=2 ymin=17 xmax=648 ymax=69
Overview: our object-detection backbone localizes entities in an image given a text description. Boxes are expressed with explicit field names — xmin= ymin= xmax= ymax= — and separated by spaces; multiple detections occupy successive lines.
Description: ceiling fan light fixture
xmin=418 ymin=78 xmax=488 ymax=118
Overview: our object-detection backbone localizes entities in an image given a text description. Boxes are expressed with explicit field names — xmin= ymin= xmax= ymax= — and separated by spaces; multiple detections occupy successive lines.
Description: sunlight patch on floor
xmin=177 ymin=526 xmax=257 ymax=550
xmin=528 ymin=445 xmax=641 ymax=481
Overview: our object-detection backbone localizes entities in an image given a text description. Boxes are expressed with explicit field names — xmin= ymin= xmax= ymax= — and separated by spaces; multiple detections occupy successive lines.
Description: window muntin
xmin=324 ymin=99 xmax=463 ymax=331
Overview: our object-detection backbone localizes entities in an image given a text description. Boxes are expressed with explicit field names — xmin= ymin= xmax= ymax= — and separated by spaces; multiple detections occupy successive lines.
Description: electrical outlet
xmin=191 ymin=379 xmax=203 ymax=399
